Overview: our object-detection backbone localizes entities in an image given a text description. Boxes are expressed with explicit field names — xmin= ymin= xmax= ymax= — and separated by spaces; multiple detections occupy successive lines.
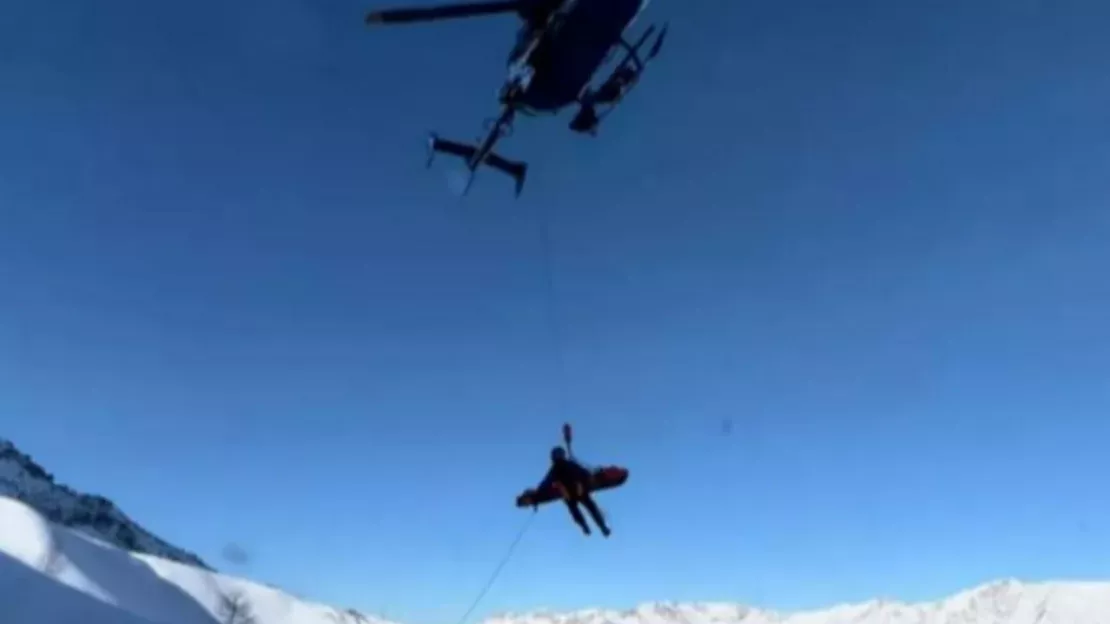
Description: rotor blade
xmin=366 ymin=0 xmax=523 ymax=24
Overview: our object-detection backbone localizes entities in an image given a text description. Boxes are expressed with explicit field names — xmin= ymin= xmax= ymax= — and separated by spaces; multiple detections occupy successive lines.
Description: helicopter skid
xmin=569 ymin=21 xmax=667 ymax=136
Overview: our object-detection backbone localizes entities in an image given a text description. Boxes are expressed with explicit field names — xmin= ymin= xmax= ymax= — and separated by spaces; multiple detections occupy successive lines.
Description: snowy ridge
xmin=0 ymin=495 xmax=394 ymax=624
xmin=3 ymin=435 xmax=1108 ymax=624
xmin=485 ymin=580 xmax=1110 ymax=624
xmin=0 ymin=437 xmax=209 ymax=569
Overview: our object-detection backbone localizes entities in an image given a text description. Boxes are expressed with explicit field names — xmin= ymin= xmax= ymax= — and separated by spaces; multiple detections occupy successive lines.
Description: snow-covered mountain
xmin=2 ymin=494 xmax=1105 ymax=624
xmin=485 ymin=580 xmax=1110 ymax=624
xmin=0 ymin=437 xmax=209 ymax=569
xmin=0 ymin=495 xmax=391 ymax=624
xmin=2 ymin=435 xmax=1108 ymax=624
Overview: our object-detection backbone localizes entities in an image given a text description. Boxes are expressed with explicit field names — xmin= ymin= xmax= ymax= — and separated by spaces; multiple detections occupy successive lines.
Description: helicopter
xmin=366 ymin=0 xmax=668 ymax=196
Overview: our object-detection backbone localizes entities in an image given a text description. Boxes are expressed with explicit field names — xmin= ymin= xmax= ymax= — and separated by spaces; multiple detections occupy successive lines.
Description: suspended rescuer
xmin=536 ymin=446 xmax=611 ymax=537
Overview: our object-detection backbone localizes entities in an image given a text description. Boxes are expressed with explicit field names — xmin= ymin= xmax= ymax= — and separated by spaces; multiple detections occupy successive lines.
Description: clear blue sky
xmin=3 ymin=0 xmax=1110 ymax=622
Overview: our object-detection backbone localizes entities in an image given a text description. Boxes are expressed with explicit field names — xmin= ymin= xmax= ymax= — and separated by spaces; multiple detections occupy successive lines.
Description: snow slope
xmin=486 ymin=581 xmax=1110 ymax=624
xmin=0 ymin=495 xmax=390 ymax=624
xmin=0 ymin=438 xmax=208 ymax=569
xmin=2 ymin=436 xmax=1108 ymax=624
xmin=2 ymin=494 xmax=1109 ymax=624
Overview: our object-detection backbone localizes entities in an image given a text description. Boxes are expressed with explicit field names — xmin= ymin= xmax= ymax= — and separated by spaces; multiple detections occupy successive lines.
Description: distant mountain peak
xmin=0 ymin=436 xmax=210 ymax=569
xmin=483 ymin=578 xmax=1110 ymax=624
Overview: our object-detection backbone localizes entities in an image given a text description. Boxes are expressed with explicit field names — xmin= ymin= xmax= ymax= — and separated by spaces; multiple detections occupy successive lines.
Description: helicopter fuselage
xmin=506 ymin=0 xmax=649 ymax=112
xmin=366 ymin=0 xmax=665 ymax=195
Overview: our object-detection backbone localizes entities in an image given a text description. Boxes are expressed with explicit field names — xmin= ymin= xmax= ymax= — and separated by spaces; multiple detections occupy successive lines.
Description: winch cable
xmin=451 ymin=511 xmax=538 ymax=624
